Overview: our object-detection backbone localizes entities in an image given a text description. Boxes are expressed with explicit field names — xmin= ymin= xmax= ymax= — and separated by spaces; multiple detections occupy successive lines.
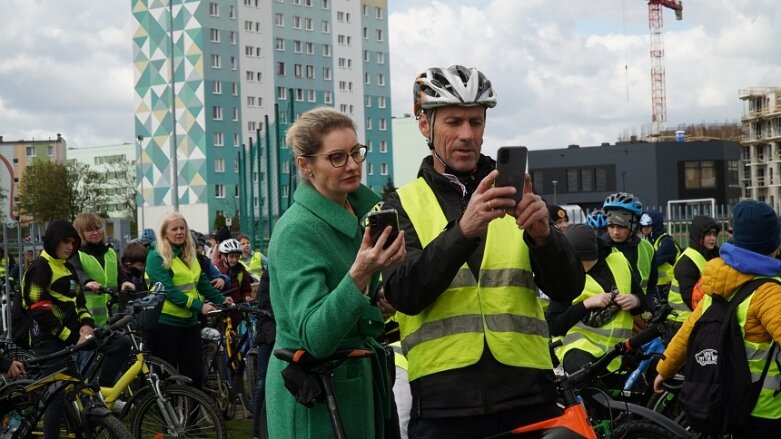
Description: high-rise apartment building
xmin=132 ymin=0 xmax=393 ymax=235
xmin=739 ymin=87 xmax=781 ymax=209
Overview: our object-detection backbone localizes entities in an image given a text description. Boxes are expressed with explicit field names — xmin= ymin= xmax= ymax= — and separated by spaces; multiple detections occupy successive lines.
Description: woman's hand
xmin=201 ymin=303 xmax=218 ymax=314
xmin=583 ymin=292 xmax=613 ymax=310
xmin=121 ymin=281 xmax=136 ymax=291
xmin=614 ymin=294 xmax=640 ymax=311
xmin=211 ymin=277 xmax=226 ymax=290
xmin=224 ymin=296 xmax=234 ymax=305
xmin=4 ymin=361 xmax=25 ymax=380
xmin=349 ymin=227 xmax=406 ymax=293
xmin=85 ymin=281 xmax=102 ymax=292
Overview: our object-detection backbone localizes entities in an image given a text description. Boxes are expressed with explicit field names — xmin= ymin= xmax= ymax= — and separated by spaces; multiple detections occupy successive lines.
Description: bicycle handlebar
xmin=274 ymin=348 xmax=375 ymax=366
xmin=24 ymin=314 xmax=135 ymax=368
xmin=206 ymin=301 xmax=272 ymax=317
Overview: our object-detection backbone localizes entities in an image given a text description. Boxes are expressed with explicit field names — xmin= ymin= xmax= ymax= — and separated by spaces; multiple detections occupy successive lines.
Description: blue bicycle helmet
xmin=602 ymin=192 xmax=643 ymax=217
xmin=586 ymin=210 xmax=608 ymax=230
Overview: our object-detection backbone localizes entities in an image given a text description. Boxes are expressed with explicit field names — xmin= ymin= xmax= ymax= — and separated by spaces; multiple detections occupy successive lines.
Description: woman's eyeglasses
xmin=305 ymin=144 xmax=367 ymax=168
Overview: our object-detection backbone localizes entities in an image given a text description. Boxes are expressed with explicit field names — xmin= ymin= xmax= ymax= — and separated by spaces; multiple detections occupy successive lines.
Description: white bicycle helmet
xmin=413 ymin=65 xmax=497 ymax=117
xmin=218 ymin=238 xmax=243 ymax=255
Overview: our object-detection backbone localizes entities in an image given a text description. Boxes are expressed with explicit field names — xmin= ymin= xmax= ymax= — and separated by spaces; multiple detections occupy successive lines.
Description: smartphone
xmin=367 ymin=209 xmax=400 ymax=249
xmin=495 ymin=146 xmax=528 ymax=204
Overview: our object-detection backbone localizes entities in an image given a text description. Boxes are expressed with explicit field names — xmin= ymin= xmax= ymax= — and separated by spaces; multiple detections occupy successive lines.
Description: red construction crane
xmin=648 ymin=0 xmax=682 ymax=139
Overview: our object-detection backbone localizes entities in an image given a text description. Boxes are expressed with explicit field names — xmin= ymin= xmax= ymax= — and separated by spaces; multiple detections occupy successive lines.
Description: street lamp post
xmin=552 ymin=180 xmax=558 ymax=204
xmin=136 ymin=135 xmax=145 ymax=235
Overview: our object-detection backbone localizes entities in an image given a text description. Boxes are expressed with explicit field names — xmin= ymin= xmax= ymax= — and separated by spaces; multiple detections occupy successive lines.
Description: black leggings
xmin=148 ymin=323 xmax=203 ymax=388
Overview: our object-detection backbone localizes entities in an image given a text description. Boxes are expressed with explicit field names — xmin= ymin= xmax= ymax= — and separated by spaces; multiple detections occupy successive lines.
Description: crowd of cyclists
xmin=2 ymin=63 xmax=780 ymax=439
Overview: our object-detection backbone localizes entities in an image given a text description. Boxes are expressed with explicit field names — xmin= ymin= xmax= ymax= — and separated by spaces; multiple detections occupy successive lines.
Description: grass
xmin=227 ymin=418 xmax=254 ymax=437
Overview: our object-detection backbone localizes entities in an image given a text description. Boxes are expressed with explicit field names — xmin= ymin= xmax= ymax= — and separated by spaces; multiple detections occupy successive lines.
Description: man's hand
xmin=458 ymin=170 xmax=518 ymax=239
xmin=514 ymin=174 xmax=550 ymax=245
xmin=583 ymin=292 xmax=614 ymax=310
xmin=4 ymin=360 xmax=25 ymax=380
xmin=614 ymin=294 xmax=640 ymax=311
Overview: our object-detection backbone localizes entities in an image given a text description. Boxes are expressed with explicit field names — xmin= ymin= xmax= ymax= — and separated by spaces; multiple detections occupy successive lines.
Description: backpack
xmin=679 ymin=277 xmax=779 ymax=434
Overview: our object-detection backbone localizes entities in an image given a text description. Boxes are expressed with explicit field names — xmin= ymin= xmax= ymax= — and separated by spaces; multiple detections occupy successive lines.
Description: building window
xmin=47 ymin=145 xmax=54 ymax=156
xmin=376 ymin=7 xmax=383 ymax=19
xmin=228 ymin=5 xmax=235 ymax=18
xmin=235 ymin=186 xmax=241 ymax=198
xmin=210 ymin=28 xmax=220 ymax=42
xmin=595 ymin=168 xmax=608 ymax=191
xmin=322 ymin=0 xmax=329 ymax=9
xmin=337 ymin=11 xmax=345 ymax=21
xmin=322 ymin=44 xmax=331 ymax=56
xmin=684 ymin=161 xmax=717 ymax=189
xmin=376 ymin=29 xmax=384 ymax=41
xmin=294 ymin=64 xmax=303 ymax=77
xmin=307 ymin=89 xmax=316 ymax=102
xmin=379 ymin=118 xmax=386 ymax=131
xmin=364 ymin=72 xmax=370 ymax=84
xmin=376 ymin=51 xmax=385 ymax=64
xmin=566 ymin=169 xmax=578 ymax=192
xmin=306 ymin=65 xmax=315 ymax=78
xmin=294 ymin=40 xmax=302 ymax=53
xmin=380 ymin=163 xmax=388 ymax=175
xmin=212 ymin=80 xmax=222 ymax=94
xmin=363 ymin=50 xmax=369 ymax=62
xmin=365 ymin=95 xmax=372 ymax=107
xmin=295 ymin=88 xmax=304 ymax=101
xmin=306 ymin=42 xmax=314 ymax=54
xmin=293 ymin=16 xmax=301 ymax=29
xmin=211 ymin=54 xmax=221 ymax=68
xmin=232 ymin=108 xmax=239 ymax=121
xmin=230 ymin=31 xmax=237 ymax=44
xmin=324 ymin=91 xmax=333 ymax=103
xmin=339 ymin=81 xmax=347 ymax=91
xmin=215 ymin=158 xmax=225 ymax=173
xmin=275 ymin=13 xmax=284 ymax=26
xmin=367 ymin=140 xmax=373 ymax=152
xmin=247 ymin=96 xmax=256 ymax=106
xmin=214 ymin=132 xmax=224 ymax=146
xmin=366 ymin=118 xmax=372 ymax=130
xmin=275 ymin=38 xmax=285 ymax=51
xmin=304 ymin=17 xmax=313 ymax=31
xmin=378 ymin=96 xmax=386 ymax=108
xmin=212 ymin=106 xmax=223 ymax=120
xmin=378 ymin=73 xmax=385 ymax=85
xmin=233 ymin=133 xmax=240 ymax=146
xmin=248 ymin=121 xmax=256 ymax=131
xmin=323 ymin=66 xmax=331 ymax=80
xmin=277 ymin=62 xmax=286 ymax=75
xmin=246 ymin=70 xmax=255 ymax=81
xmin=232 ymin=82 xmax=238 ymax=95
xmin=380 ymin=140 xmax=387 ymax=153
xmin=321 ymin=20 xmax=330 ymax=33
xmin=244 ymin=20 xmax=253 ymax=31
xmin=209 ymin=2 xmax=219 ymax=16
xmin=245 ymin=45 xmax=254 ymax=56
xmin=230 ymin=56 xmax=236 ymax=70
xmin=215 ymin=184 xmax=225 ymax=198
xmin=368 ymin=162 xmax=374 ymax=175
xmin=362 ymin=4 xmax=368 ymax=16
xmin=277 ymin=87 xmax=287 ymax=100
xmin=362 ymin=27 xmax=368 ymax=39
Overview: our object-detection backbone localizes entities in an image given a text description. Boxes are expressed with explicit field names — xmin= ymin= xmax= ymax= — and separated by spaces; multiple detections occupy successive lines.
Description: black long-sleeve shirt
xmin=382 ymin=155 xmax=585 ymax=418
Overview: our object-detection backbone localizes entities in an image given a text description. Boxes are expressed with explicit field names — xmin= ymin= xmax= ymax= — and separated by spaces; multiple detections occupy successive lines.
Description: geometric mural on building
xmin=132 ymin=0 xmax=207 ymax=207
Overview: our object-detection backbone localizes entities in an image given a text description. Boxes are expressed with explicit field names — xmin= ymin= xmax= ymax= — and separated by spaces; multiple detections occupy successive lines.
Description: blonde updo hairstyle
xmin=287 ymin=107 xmax=356 ymax=183
xmin=156 ymin=212 xmax=197 ymax=270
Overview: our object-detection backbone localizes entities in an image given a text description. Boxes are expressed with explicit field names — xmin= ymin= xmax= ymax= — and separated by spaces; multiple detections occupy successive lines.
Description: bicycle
xmin=0 ymin=315 xmax=136 ymax=438
xmin=201 ymin=301 xmax=266 ymax=420
xmin=93 ymin=287 xmax=228 ymax=439
xmin=485 ymin=323 xmax=692 ymax=438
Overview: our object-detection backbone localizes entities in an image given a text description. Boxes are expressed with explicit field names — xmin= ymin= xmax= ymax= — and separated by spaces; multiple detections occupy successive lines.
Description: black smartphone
xmin=495 ymin=146 xmax=528 ymax=204
xmin=367 ymin=209 xmax=400 ymax=249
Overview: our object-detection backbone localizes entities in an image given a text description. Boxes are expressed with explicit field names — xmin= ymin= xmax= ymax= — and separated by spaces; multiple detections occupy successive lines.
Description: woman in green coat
xmin=265 ymin=107 xmax=406 ymax=439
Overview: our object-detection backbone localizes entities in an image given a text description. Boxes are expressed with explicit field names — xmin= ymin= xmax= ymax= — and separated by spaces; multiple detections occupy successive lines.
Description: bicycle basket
xmin=133 ymin=292 xmax=166 ymax=331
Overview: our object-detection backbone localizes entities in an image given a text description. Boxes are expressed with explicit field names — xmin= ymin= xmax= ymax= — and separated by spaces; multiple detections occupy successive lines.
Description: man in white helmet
xmin=381 ymin=65 xmax=585 ymax=438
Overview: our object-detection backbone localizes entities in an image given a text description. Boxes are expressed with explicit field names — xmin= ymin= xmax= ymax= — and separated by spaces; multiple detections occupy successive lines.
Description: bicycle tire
xmin=202 ymin=342 xmax=234 ymax=420
xmin=130 ymin=383 xmax=226 ymax=439
xmin=612 ymin=420 xmax=675 ymax=439
xmin=647 ymin=390 xmax=689 ymax=427
xmin=242 ymin=350 xmax=258 ymax=412
xmin=91 ymin=413 xmax=135 ymax=439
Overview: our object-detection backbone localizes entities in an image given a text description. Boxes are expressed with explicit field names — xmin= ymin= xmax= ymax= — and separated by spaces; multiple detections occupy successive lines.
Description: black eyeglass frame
xmin=303 ymin=144 xmax=368 ymax=168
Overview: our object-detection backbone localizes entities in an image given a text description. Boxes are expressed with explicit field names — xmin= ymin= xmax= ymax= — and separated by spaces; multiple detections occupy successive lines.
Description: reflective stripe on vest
xmin=161 ymin=256 xmax=202 ymax=318
xmin=0 ymin=257 xmax=6 ymax=277
xmin=653 ymin=233 xmax=680 ymax=285
xmin=667 ymin=247 xmax=706 ymax=323
xmin=78 ymin=249 xmax=118 ymax=326
xmin=700 ymin=279 xmax=781 ymax=419
xmin=391 ymin=342 xmax=407 ymax=371
xmin=559 ymin=248 xmax=634 ymax=372
xmin=396 ymin=178 xmax=550 ymax=381
xmin=636 ymin=239 xmax=654 ymax=293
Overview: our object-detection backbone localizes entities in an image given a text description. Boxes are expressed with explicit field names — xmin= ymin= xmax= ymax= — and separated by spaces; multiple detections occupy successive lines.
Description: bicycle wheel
xmin=612 ymin=420 xmax=676 ymax=438
xmin=202 ymin=342 xmax=234 ymax=420
xmin=131 ymin=383 xmax=226 ymax=439
xmin=90 ymin=413 xmax=135 ymax=439
xmin=241 ymin=349 xmax=257 ymax=412
xmin=648 ymin=390 xmax=688 ymax=427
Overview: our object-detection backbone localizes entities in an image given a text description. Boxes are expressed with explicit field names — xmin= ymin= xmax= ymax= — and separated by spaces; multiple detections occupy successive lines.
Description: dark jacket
xmin=673 ymin=216 xmax=720 ymax=310
xmin=546 ymin=239 xmax=646 ymax=337
xmin=382 ymin=155 xmax=585 ymax=418
xmin=602 ymin=233 xmax=658 ymax=311
xmin=255 ymin=269 xmax=276 ymax=346
xmin=22 ymin=220 xmax=94 ymax=345
xmin=648 ymin=211 xmax=680 ymax=279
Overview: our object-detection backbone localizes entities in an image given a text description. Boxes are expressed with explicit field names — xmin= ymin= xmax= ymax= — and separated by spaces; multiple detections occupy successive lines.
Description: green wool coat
xmin=266 ymin=183 xmax=391 ymax=439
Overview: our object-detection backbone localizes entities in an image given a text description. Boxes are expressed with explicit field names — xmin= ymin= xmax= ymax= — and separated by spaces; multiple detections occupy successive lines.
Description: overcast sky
xmin=0 ymin=0 xmax=778 ymax=153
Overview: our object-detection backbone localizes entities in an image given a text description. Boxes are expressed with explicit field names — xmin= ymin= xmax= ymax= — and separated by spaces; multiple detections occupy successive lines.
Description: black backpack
xmin=679 ymin=277 xmax=779 ymax=434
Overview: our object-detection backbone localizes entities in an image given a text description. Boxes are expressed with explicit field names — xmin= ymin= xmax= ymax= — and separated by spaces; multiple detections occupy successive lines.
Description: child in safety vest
xmin=215 ymin=239 xmax=254 ymax=325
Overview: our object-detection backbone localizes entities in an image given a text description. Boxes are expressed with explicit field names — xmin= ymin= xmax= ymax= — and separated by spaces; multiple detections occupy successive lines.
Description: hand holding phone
xmin=367 ymin=209 xmax=400 ymax=249
xmin=495 ymin=146 xmax=528 ymax=205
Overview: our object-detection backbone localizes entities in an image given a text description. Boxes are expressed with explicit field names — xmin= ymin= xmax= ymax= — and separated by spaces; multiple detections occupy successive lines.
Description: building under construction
xmin=740 ymin=87 xmax=781 ymax=209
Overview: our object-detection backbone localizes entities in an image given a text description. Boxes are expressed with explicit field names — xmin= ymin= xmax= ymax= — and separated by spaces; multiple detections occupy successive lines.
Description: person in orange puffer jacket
xmin=654 ymin=200 xmax=781 ymax=438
